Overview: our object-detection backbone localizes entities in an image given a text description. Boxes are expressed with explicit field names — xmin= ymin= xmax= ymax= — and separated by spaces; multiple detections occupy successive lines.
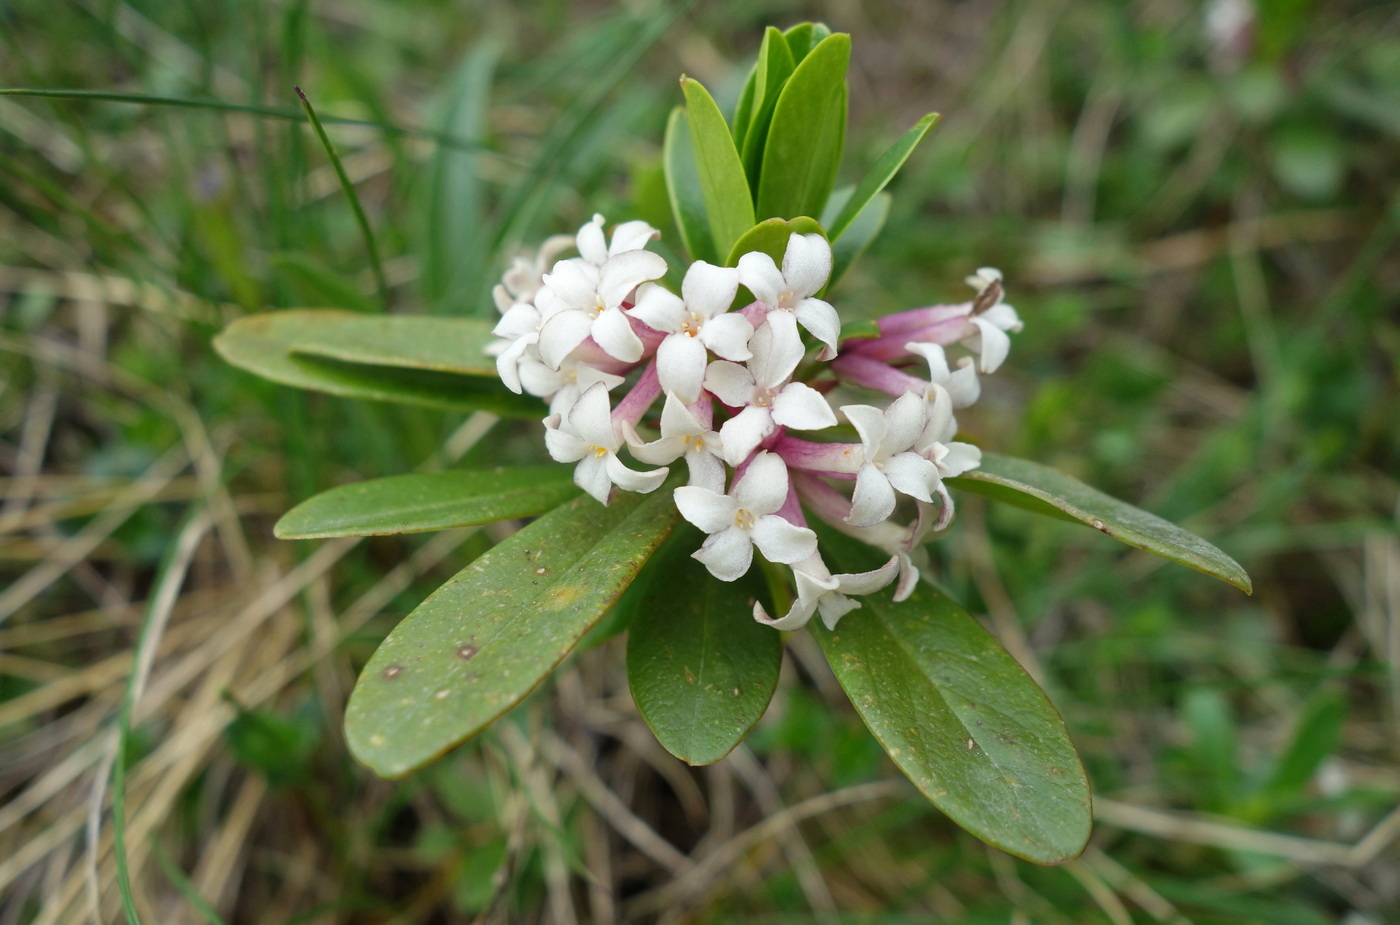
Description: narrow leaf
xmin=214 ymin=310 xmax=539 ymax=417
xmin=756 ymin=34 xmax=850 ymax=221
xmin=814 ymin=532 xmax=1091 ymax=865
xmin=782 ymin=23 xmax=832 ymax=64
xmin=724 ymin=216 xmax=826 ymax=269
xmin=1261 ymin=689 xmax=1346 ymax=802
xmin=275 ymin=466 xmax=579 ymax=539
xmin=626 ymin=533 xmax=781 ymax=765
xmin=738 ymin=27 xmax=797 ymax=191
xmin=950 ymin=453 xmax=1253 ymax=593
xmin=824 ymin=187 xmax=890 ymax=289
xmin=422 ymin=43 xmax=497 ymax=313
xmin=269 ymin=252 xmax=379 ymax=314
xmin=680 ymin=77 xmax=755 ymax=260
xmin=663 ymin=107 xmax=717 ymax=264
xmin=294 ymin=87 xmax=389 ymax=310
xmin=827 ymin=113 xmax=939 ymax=241
xmin=345 ymin=491 xmax=680 ymax=777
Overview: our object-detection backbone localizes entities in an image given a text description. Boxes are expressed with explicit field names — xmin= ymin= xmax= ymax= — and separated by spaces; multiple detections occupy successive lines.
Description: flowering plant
xmin=217 ymin=24 xmax=1250 ymax=864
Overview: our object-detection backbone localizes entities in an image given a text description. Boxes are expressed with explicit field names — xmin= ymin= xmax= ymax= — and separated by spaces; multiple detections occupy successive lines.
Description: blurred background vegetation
xmin=1 ymin=0 xmax=1398 ymax=922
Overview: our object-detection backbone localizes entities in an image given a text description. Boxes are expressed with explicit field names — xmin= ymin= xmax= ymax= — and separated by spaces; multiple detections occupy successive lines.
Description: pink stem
xmin=830 ymin=353 xmax=926 ymax=398
xmin=611 ymin=359 xmax=661 ymax=429
xmin=792 ymin=472 xmax=854 ymax=526
xmin=772 ymin=435 xmax=861 ymax=477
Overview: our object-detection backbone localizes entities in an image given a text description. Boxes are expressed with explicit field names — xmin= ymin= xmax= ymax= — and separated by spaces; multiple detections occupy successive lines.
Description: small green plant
xmin=217 ymin=23 xmax=1250 ymax=865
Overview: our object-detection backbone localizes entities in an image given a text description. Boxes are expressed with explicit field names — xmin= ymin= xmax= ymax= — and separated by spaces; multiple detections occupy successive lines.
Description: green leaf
xmin=737 ymin=27 xmax=797 ymax=191
xmin=724 ymin=216 xmax=827 ymax=269
xmin=421 ymin=43 xmax=497 ymax=313
xmin=813 ymin=533 xmax=1091 ymax=865
xmin=1261 ymin=689 xmax=1346 ymax=802
xmin=826 ymin=113 xmax=939 ymax=241
xmin=214 ymin=310 xmax=540 ymax=418
xmin=782 ymin=23 xmax=832 ymax=64
xmin=680 ymin=77 xmax=755 ymax=261
xmin=344 ymin=491 xmax=680 ymax=777
xmin=756 ymin=33 xmax=850 ymax=222
xmin=269 ymin=252 xmax=379 ymax=313
xmin=663 ymin=107 xmax=717 ymax=264
xmin=1182 ymin=687 xmax=1241 ymax=812
xmin=949 ymin=453 xmax=1253 ymax=593
xmin=626 ymin=533 xmax=781 ymax=765
xmin=824 ymin=187 xmax=890 ymax=289
xmin=274 ymin=466 xmax=579 ymax=539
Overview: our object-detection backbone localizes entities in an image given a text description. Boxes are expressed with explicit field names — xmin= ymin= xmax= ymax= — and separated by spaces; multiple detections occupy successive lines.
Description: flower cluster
xmin=489 ymin=214 xmax=1022 ymax=630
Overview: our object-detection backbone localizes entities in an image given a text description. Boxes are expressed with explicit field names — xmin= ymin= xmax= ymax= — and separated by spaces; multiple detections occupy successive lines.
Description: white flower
xmin=704 ymin=321 xmax=837 ymax=466
xmin=736 ymin=234 xmax=841 ymax=360
xmin=673 ymin=451 xmax=816 ymax=581
xmin=523 ymin=355 xmax=625 ymax=416
xmin=624 ymin=392 xmax=726 ymax=493
xmin=494 ymin=234 xmax=576 ymax=311
xmin=961 ymin=267 xmax=1023 ymax=374
xmin=544 ymin=382 xmax=668 ymax=505
xmin=574 ymin=213 xmax=659 ymax=266
xmin=842 ymin=391 xmax=941 ymax=528
xmin=627 ymin=261 xmax=753 ymax=403
xmin=536 ymin=250 xmax=666 ymax=367
xmin=753 ymin=552 xmax=899 ymax=631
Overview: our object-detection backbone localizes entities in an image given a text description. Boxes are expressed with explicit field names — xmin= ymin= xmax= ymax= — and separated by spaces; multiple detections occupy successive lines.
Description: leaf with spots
xmin=949 ymin=453 xmax=1252 ymax=594
xmin=813 ymin=530 xmax=1091 ymax=865
xmin=345 ymin=490 xmax=679 ymax=778
xmin=626 ymin=529 xmax=781 ymax=765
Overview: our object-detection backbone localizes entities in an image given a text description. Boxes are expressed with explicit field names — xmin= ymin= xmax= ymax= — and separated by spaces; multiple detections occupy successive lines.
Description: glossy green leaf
xmin=680 ymin=77 xmax=755 ymax=261
xmin=738 ymin=27 xmax=797 ymax=191
xmin=345 ymin=490 xmax=680 ymax=778
xmin=756 ymin=33 xmax=849 ymax=222
xmin=824 ymin=187 xmax=890 ymax=289
xmin=214 ymin=310 xmax=540 ymax=418
xmin=827 ymin=113 xmax=939 ymax=241
xmin=626 ymin=532 xmax=781 ymax=765
xmin=663 ymin=106 xmax=716 ymax=264
xmin=949 ymin=453 xmax=1253 ymax=593
xmin=274 ymin=466 xmax=579 ymax=539
xmin=782 ymin=22 xmax=831 ymax=64
xmin=813 ymin=532 xmax=1091 ymax=865
xmin=724 ymin=216 xmax=826 ymax=269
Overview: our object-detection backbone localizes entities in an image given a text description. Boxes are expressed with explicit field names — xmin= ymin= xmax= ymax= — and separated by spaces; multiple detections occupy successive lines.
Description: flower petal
xmin=681 ymin=261 xmax=740 ymax=318
xmin=544 ymin=416 xmax=588 ymax=463
xmin=573 ymin=453 xmax=612 ymax=505
xmin=684 ymin=448 xmax=726 ymax=493
xmin=591 ymin=306 xmax=644 ymax=363
xmin=656 ymin=333 xmax=708 ymax=404
xmin=542 ymin=258 xmax=600 ymax=311
xmin=537 ymin=310 xmax=594 ymax=369
xmin=882 ymin=452 xmax=938 ymax=503
xmin=847 ymin=463 xmax=896 ymax=527
xmin=841 ymin=403 xmax=888 ymax=456
xmin=754 ymin=312 xmax=805 ymax=386
xmin=938 ymin=441 xmax=982 ymax=477
xmin=693 ymin=527 xmax=754 ymax=582
xmin=734 ymin=450 xmax=789 ymax=515
xmin=793 ymin=297 xmax=840 ymax=358
xmin=751 ymin=514 xmax=817 ymax=565
xmin=771 ymin=382 xmax=837 ymax=430
xmin=598 ymin=250 xmax=667 ymax=306
xmin=837 ymin=556 xmax=901 ymax=596
xmin=816 ymin=593 xmax=862 ymax=631
xmin=699 ymin=312 xmax=754 ymax=362
xmin=703 ymin=361 xmax=757 ymax=408
xmin=674 ymin=485 xmax=737 ymax=534
xmin=604 ymin=453 xmax=668 ymax=494
xmin=627 ymin=283 xmax=685 ymax=333
xmin=718 ymin=405 xmax=774 ymax=466
xmin=576 ymin=214 xmax=608 ymax=265
xmin=736 ymin=251 xmax=785 ymax=306
xmin=781 ymin=233 xmax=832 ymax=299
xmin=884 ymin=391 xmax=928 ymax=451
xmin=567 ymin=382 xmax=617 ymax=450
xmin=968 ymin=316 xmax=1011 ymax=373
xmin=608 ymin=219 xmax=659 ymax=255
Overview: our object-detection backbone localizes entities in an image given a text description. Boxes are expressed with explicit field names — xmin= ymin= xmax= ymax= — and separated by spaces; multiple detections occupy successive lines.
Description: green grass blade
xmin=150 ymin=839 xmax=229 ymax=925
xmin=294 ymin=86 xmax=389 ymax=311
